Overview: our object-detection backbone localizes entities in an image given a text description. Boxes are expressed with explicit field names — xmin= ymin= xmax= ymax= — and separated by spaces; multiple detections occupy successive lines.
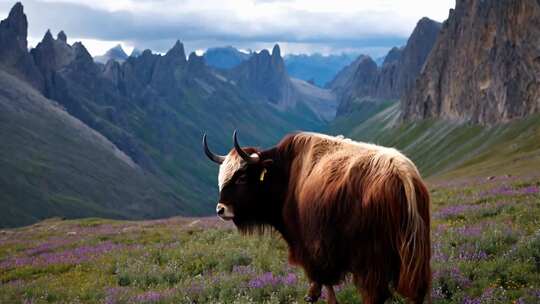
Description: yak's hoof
xmin=304 ymin=295 xmax=319 ymax=303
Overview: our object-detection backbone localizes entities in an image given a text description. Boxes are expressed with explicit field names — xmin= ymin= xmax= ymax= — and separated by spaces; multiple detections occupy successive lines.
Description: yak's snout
xmin=216 ymin=203 xmax=234 ymax=220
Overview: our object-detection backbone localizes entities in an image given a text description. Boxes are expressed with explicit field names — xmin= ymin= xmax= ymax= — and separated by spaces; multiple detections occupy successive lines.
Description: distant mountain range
xmin=2 ymin=0 xmax=540 ymax=227
xmin=328 ymin=17 xmax=441 ymax=118
xmin=284 ymin=53 xmax=359 ymax=87
xmin=0 ymin=2 xmax=334 ymax=227
xmin=94 ymin=44 xmax=129 ymax=64
xmin=203 ymin=46 xmax=252 ymax=69
xmin=198 ymin=46 xmax=359 ymax=88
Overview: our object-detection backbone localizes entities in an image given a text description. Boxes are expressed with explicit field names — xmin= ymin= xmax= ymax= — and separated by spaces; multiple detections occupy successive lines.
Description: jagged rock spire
xmin=6 ymin=2 xmax=26 ymax=38
xmin=42 ymin=29 xmax=54 ymax=43
xmin=57 ymin=31 xmax=67 ymax=43
xmin=271 ymin=44 xmax=281 ymax=58
xmin=1 ymin=2 xmax=28 ymax=49
xmin=166 ymin=40 xmax=186 ymax=59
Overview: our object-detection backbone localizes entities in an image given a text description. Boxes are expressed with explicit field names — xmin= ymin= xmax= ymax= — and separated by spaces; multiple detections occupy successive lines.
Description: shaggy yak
xmin=203 ymin=131 xmax=431 ymax=304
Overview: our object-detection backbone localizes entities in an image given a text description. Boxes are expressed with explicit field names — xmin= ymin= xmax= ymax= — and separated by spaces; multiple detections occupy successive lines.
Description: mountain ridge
xmin=0 ymin=3 xmax=329 ymax=227
xmin=328 ymin=17 xmax=441 ymax=116
xmin=402 ymin=0 xmax=540 ymax=125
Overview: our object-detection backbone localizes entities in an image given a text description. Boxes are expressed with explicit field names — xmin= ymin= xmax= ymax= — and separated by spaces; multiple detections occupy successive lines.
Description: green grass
xmin=1 ymin=176 xmax=539 ymax=303
xmin=329 ymin=104 xmax=540 ymax=180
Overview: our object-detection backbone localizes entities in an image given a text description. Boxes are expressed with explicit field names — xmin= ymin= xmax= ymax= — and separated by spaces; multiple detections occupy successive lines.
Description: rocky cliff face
xmin=330 ymin=17 xmax=441 ymax=115
xmin=0 ymin=2 xmax=43 ymax=90
xmin=231 ymin=44 xmax=293 ymax=105
xmin=330 ymin=55 xmax=379 ymax=115
xmin=384 ymin=17 xmax=442 ymax=99
xmin=230 ymin=44 xmax=337 ymax=119
xmin=402 ymin=0 xmax=540 ymax=124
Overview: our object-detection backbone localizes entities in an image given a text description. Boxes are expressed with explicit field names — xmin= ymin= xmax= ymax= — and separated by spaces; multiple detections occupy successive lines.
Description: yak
xmin=203 ymin=131 xmax=431 ymax=304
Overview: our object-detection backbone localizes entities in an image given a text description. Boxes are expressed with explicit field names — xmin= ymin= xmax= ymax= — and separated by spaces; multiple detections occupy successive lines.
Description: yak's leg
xmin=304 ymin=282 xmax=322 ymax=303
xmin=354 ymin=274 xmax=391 ymax=304
xmin=396 ymin=281 xmax=429 ymax=304
xmin=325 ymin=285 xmax=339 ymax=304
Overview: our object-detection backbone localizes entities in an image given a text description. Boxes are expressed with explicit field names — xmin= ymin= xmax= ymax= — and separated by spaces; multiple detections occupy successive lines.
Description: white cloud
xmin=1 ymin=0 xmax=455 ymax=55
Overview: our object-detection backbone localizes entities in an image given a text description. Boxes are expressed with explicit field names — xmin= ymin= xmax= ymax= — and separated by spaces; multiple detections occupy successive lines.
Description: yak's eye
xmin=235 ymin=173 xmax=248 ymax=185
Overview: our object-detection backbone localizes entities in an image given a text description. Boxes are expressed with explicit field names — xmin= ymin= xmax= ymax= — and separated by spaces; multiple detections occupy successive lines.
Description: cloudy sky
xmin=0 ymin=0 xmax=455 ymax=57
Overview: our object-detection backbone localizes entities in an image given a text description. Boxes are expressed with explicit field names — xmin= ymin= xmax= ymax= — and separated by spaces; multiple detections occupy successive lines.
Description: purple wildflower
xmin=133 ymin=291 xmax=164 ymax=303
xmin=0 ymin=241 xmax=128 ymax=269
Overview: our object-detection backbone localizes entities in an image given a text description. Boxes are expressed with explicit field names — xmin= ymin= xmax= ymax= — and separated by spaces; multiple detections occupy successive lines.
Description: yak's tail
xmin=395 ymin=169 xmax=432 ymax=303
xmin=362 ymin=152 xmax=431 ymax=302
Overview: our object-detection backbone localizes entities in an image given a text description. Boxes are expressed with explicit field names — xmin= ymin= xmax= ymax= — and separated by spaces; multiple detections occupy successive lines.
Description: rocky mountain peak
xmin=42 ymin=29 xmax=54 ymax=44
xmin=5 ymin=2 xmax=26 ymax=39
xmin=94 ymin=44 xmax=128 ymax=64
xmin=72 ymin=42 xmax=94 ymax=63
xmin=0 ymin=2 xmax=44 ymax=90
xmin=271 ymin=44 xmax=281 ymax=58
xmin=402 ymin=0 xmax=540 ymax=124
xmin=382 ymin=47 xmax=402 ymax=66
xmin=130 ymin=48 xmax=142 ymax=58
xmin=57 ymin=30 xmax=67 ymax=43
xmin=329 ymin=16 xmax=441 ymax=116
xmin=231 ymin=45 xmax=291 ymax=105
xmin=1 ymin=2 xmax=28 ymax=50
xmin=167 ymin=40 xmax=186 ymax=58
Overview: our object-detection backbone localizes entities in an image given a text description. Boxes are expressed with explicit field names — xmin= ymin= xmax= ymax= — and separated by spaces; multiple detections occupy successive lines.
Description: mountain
xmin=0 ymin=3 xmax=327 ymax=227
xmin=328 ymin=17 xmax=441 ymax=116
xmin=402 ymin=0 xmax=540 ymax=125
xmin=380 ymin=18 xmax=442 ymax=100
xmin=330 ymin=55 xmax=380 ymax=115
xmin=230 ymin=44 xmax=291 ymax=105
xmin=94 ymin=44 xmax=129 ymax=64
xmin=0 ymin=69 xmax=188 ymax=227
xmin=229 ymin=44 xmax=337 ymax=120
xmin=130 ymin=48 xmax=142 ymax=58
xmin=0 ymin=2 xmax=43 ymax=90
xmin=203 ymin=46 xmax=251 ymax=69
xmin=284 ymin=53 xmax=358 ymax=87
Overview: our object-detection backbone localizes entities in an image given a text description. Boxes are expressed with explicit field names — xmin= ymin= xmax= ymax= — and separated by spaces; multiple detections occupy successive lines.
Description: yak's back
xmin=279 ymin=132 xmax=421 ymax=205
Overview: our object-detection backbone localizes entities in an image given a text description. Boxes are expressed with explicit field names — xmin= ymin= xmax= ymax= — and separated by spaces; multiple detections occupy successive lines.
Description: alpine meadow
xmin=1 ymin=0 xmax=540 ymax=303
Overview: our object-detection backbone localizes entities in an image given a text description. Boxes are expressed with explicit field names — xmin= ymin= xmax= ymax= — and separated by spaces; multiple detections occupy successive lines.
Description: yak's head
xmin=203 ymin=131 xmax=274 ymax=228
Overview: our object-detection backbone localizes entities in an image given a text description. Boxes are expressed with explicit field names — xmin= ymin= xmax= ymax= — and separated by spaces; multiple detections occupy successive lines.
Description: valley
xmin=1 ymin=0 xmax=540 ymax=302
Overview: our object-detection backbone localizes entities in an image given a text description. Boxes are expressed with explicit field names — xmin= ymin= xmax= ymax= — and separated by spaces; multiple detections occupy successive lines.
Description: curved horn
xmin=203 ymin=133 xmax=225 ymax=164
xmin=233 ymin=130 xmax=259 ymax=164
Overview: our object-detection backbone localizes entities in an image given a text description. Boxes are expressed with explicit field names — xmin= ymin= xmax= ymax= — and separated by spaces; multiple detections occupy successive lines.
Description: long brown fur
xmin=272 ymin=133 xmax=431 ymax=303
xmin=213 ymin=132 xmax=431 ymax=303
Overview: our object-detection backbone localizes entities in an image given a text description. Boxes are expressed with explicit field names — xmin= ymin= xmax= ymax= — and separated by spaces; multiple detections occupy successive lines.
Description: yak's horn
xmin=233 ymin=130 xmax=259 ymax=164
xmin=203 ymin=133 xmax=225 ymax=164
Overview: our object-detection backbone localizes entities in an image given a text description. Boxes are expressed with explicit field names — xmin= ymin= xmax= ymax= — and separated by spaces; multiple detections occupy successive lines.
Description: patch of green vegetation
xmin=330 ymin=103 xmax=540 ymax=180
xmin=1 ymin=176 xmax=539 ymax=303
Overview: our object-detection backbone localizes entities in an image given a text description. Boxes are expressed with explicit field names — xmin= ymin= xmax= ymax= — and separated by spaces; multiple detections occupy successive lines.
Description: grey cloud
xmin=0 ymin=0 xmax=409 ymax=54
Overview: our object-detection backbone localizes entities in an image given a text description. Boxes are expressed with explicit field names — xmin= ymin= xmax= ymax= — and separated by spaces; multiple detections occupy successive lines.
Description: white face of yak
xmin=215 ymin=151 xmax=260 ymax=221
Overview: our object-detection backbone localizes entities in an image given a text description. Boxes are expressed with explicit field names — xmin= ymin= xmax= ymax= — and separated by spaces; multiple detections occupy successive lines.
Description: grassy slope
xmin=0 ymin=59 xmax=326 ymax=227
xmin=330 ymin=103 xmax=540 ymax=181
xmin=1 ymin=91 xmax=540 ymax=303
xmin=1 ymin=176 xmax=539 ymax=303
xmin=0 ymin=71 xmax=189 ymax=227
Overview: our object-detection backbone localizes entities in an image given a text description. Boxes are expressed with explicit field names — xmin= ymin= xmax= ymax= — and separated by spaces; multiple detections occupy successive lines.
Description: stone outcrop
xmin=0 ymin=2 xmax=43 ymax=90
xmin=231 ymin=44 xmax=293 ymax=105
xmin=330 ymin=17 xmax=441 ymax=115
xmin=402 ymin=0 xmax=540 ymax=124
